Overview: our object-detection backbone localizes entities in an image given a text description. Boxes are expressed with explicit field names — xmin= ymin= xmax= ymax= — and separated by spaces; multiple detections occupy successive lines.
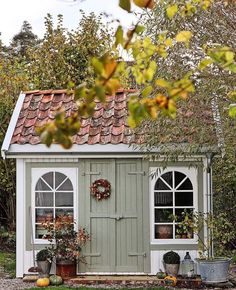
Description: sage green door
xmin=79 ymin=159 xmax=149 ymax=273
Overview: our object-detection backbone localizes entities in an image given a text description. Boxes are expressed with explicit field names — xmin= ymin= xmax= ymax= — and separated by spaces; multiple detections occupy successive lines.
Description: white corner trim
xmin=16 ymin=159 xmax=25 ymax=277
xmin=1 ymin=92 xmax=25 ymax=159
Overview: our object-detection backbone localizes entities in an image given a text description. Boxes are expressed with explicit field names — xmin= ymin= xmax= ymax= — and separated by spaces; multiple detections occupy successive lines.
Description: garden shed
xmin=1 ymin=89 xmax=220 ymax=277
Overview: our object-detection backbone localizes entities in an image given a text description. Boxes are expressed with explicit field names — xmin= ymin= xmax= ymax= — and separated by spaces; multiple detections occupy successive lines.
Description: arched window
xmin=152 ymin=170 xmax=195 ymax=241
xmin=34 ymin=171 xmax=74 ymax=239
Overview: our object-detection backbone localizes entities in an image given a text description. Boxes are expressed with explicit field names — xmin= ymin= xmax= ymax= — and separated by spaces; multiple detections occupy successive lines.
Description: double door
xmin=78 ymin=159 xmax=150 ymax=273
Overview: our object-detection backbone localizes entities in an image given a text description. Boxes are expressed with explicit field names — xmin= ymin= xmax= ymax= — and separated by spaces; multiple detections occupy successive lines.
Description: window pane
xmin=36 ymin=208 xmax=53 ymax=223
xmin=155 ymin=225 xmax=173 ymax=239
xmin=175 ymin=192 xmax=193 ymax=206
xmin=35 ymin=224 xmax=47 ymax=239
xmin=57 ymin=178 xmax=73 ymax=191
xmin=55 ymin=208 xmax=73 ymax=219
xmin=155 ymin=209 xmax=173 ymax=222
xmin=175 ymin=225 xmax=193 ymax=239
xmin=55 ymin=192 xmax=73 ymax=207
xmin=177 ymin=178 xmax=193 ymax=190
xmin=154 ymin=192 xmax=173 ymax=206
xmin=55 ymin=172 xmax=67 ymax=189
xmin=154 ymin=178 xmax=170 ymax=190
xmin=41 ymin=172 xmax=54 ymax=189
xmin=35 ymin=192 xmax=53 ymax=206
xmin=174 ymin=171 xmax=185 ymax=188
xmin=161 ymin=172 xmax=173 ymax=188
xmin=175 ymin=208 xmax=193 ymax=222
xmin=35 ymin=178 xmax=52 ymax=191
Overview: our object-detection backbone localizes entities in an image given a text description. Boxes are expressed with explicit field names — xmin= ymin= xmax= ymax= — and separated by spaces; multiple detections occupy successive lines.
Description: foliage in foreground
xmin=0 ymin=252 xmax=16 ymax=278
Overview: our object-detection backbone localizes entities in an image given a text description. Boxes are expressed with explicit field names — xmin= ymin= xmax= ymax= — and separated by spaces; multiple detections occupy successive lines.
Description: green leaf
xmin=228 ymin=91 xmax=236 ymax=102
xmin=142 ymin=85 xmax=153 ymax=97
xmin=176 ymin=31 xmax=192 ymax=42
xmin=198 ymin=58 xmax=213 ymax=70
xmin=119 ymin=0 xmax=131 ymax=12
xmin=95 ymin=85 xmax=106 ymax=102
xmin=166 ymin=4 xmax=178 ymax=19
xmin=135 ymin=25 xmax=145 ymax=35
xmin=156 ymin=78 xmax=170 ymax=88
xmin=115 ymin=26 xmax=124 ymax=47
xmin=229 ymin=105 xmax=236 ymax=119
xmin=226 ymin=63 xmax=236 ymax=73
xmin=91 ymin=57 xmax=104 ymax=75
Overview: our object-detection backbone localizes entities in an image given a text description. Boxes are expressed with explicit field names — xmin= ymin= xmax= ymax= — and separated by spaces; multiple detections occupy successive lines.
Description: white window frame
xmin=150 ymin=166 xmax=198 ymax=245
xmin=31 ymin=167 xmax=78 ymax=244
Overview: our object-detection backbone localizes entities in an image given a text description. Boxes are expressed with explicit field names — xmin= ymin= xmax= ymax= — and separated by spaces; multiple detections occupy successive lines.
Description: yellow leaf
xmin=165 ymin=38 xmax=173 ymax=47
xmin=176 ymin=31 xmax=192 ymax=42
xmin=104 ymin=59 xmax=117 ymax=79
xmin=166 ymin=4 xmax=178 ymax=19
xmin=156 ymin=79 xmax=170 ymax=88
xmin=105 ymin=78 xmax=120 ymax=95
xmin=225 ymin=51 xmax=234 ymax=62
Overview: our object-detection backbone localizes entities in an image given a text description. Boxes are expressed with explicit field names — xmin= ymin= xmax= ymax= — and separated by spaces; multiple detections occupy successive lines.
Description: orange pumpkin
xmin=36 ymin=277 xmax=50 ymax=287
xmin=164 ymin=275 xmax=177 ymax=286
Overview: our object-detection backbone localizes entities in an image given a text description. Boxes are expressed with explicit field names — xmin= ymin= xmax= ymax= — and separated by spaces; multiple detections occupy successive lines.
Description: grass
xmin=26 ymin=287 xmax=168 ymax=290
xmin=0 ymin=251 xmax=16 ymax=278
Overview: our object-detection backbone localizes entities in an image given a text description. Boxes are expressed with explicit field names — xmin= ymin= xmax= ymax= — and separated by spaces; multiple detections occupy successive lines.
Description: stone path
xmin=0 ymin=265 xmax=235 ymax=290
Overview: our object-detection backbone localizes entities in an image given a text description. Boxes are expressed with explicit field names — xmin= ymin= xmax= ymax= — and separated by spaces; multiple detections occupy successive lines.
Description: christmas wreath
xmin=90 ymin=179 xmax=111 ymax=201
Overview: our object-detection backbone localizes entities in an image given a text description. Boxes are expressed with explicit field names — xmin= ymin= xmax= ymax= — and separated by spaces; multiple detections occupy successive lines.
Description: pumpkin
xmin=36 ymin=277 xmax=50 ymax=287
xmin=49 ymin=274 xmax=63 ymax=285
xmin=164 ymin=275 xmax=177 ymax=286
xmin=156 ymin=271 xmax=167 ymax=279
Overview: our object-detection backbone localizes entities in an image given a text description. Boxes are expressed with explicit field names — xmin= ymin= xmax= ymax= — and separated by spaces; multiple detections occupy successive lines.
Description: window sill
xmin=34 ymin=239 xmax=52 ymax=245
xmin=151 ymin=239 xmax=198 ymax=245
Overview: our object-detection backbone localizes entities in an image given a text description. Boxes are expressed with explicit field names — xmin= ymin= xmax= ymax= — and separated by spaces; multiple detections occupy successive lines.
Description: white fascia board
xmin=1 ymin=93 xmax=25 ymax=159
xmin=6 ymin=143 xmax=217 ymax=158
xmin=8 ymin=143 xmax=137 ymax=154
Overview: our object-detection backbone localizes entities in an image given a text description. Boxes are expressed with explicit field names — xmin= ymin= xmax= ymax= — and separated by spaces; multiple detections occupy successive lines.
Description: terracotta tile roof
xmin=11 ymin=89 xmax=138 ymax=146
xmin=10 ymin=88 xmax=218 ymax=149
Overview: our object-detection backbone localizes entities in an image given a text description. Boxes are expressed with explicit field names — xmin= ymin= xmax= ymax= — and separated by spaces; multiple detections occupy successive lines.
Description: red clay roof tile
xmin=88 ymin=134 xmax=100 ymax=144
xmin=41 ymin=94 xmax=53 ymax=103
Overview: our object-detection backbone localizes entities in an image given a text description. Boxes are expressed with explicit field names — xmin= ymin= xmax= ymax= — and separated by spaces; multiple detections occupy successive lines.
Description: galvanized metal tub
xmin=196 ymin=258 xmax=231 ymax=284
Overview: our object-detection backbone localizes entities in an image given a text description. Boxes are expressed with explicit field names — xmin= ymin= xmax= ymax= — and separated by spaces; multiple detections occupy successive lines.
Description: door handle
xmin=128 ymin=252 xmax=146 ymax=257
xmin=116 ymin=215 xmax=123 ymax=221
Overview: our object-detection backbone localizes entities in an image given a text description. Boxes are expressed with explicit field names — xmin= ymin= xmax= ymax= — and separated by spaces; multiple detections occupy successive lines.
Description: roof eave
xmin=1 ymin=93 xmax=26 ymax=159
xmin=4 ymin=143 xmax=219 ymax=158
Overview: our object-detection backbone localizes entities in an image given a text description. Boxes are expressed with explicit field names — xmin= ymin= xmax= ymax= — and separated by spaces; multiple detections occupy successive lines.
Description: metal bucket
xmin=197 ymin=258 xmax=231 ymax=284
xmin=37 ymin=260 xmax=52 ymax=278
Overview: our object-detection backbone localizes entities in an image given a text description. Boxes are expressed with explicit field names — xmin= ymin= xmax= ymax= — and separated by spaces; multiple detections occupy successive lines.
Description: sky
xmin=0 ymin=0 xmax=139 ymax=45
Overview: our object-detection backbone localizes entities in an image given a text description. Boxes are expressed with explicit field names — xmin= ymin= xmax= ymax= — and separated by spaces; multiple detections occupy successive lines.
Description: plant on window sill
xmin=176 ymin=210 xmax=234 ymax=260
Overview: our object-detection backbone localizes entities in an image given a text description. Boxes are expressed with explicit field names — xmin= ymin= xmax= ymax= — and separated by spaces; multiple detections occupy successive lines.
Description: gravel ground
xmin=0 ymin=278 xmax=34 ymax=290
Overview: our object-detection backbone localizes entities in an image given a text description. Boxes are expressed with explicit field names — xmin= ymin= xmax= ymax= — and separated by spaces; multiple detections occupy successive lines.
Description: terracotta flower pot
xmin=56 ymin=259 xmax=77 ymax=278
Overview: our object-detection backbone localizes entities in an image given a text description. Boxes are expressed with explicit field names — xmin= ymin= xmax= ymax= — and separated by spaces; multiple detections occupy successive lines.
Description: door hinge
xmin=83 ymin=252 xmax=101 ymax=257
xmin=128 ymin=252 xmax=146 ymax=257
xmin=128 ymin=171 xmax=146 ymax=176
xmin=82 ymin=171 xmax=101 ymax=176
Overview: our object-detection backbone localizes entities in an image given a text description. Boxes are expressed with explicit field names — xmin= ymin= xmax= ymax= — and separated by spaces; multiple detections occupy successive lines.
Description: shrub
xmin=163 ymin=251 xmax=180 ymax=264
xmin=36 ymin=248 xmax=52 ymax=261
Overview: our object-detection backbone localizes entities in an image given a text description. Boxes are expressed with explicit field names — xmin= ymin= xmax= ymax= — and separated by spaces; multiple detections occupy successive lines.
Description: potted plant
xmin=177 ymin=211 xmax=232 ymax=284
xmin=42 ymin=214 xmax=90 ymax=278
xmin=163 ymin=251 xmax=180 ymax=276
xmin=36 ymin=248 xmax=52 ymax=277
